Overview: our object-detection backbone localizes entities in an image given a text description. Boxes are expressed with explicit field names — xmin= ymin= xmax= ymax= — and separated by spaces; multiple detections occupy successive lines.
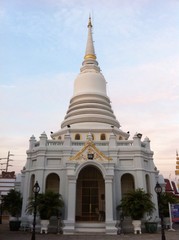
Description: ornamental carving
xmin=1 ymin=171 xmax=15 ymax=178
xmin=70 ymin=140 xmax=111 ymax=162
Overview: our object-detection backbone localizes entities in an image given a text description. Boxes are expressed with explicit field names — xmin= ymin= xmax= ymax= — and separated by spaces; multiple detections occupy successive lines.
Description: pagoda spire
xmin=175 ymin=150 xmax=179 ymax=175
xmin=81 ymin=16 xmax=100 ymax=72
xmin=84 ymin=16 xmax=96 ymax=60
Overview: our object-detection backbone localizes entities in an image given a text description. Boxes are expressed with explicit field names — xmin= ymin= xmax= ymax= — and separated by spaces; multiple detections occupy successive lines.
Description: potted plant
xmin=144 ymin=215 xmax=158 ymax=233
xmin=2 ymin=189 xmax=22 ymax=231
xmin=26 ymin=191 xmax=64 ymax=233
xmin=117 ymin=188 xmax=155 ymax=234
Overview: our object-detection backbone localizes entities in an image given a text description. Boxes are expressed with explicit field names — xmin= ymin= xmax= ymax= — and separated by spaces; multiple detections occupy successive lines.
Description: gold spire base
xmin=84 ymin=54 xmax=96 ymax=60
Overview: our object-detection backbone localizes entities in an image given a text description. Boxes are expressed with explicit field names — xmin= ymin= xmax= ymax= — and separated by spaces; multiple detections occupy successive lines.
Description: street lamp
xmin=154 ymin=182 xmax=166 ymax=240
xmin=0 ymin=192 xmax=2 ymax=224
xmin=31 ymin=181 xmax=40 ymax=240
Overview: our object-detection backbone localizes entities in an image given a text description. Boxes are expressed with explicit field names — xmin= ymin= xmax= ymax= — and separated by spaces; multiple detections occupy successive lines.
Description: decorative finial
xmin=88 ymin=16 xmax=92 ymax=28
xmin=80 ymin=15 xmax=101 ymax=72
xmin=87 ymin=132 xmax=93 ymax=141
xmin=83 ymin=16 xmax=96 ymax=61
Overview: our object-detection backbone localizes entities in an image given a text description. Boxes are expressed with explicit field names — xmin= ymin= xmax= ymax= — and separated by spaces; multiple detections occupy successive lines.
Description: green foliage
xmin=117 ymin=188 xmax=155 ymax=220
xmin=26 ymin=191 xmax=64 ymax=220
xmin=2 ymin=189 xmax=22 ymax=218
xmin=159 ymin=192 xmax=179 ymax=217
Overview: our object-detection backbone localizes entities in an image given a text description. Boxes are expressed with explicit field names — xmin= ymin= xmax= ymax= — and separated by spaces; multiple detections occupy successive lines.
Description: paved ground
xmin=0 ymin=222 xmax=179 ymax=240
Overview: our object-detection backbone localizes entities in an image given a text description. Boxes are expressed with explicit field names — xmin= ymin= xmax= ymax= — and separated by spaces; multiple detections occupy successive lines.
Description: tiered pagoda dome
xmin=61 ymin=17 xmax=120 ymax=130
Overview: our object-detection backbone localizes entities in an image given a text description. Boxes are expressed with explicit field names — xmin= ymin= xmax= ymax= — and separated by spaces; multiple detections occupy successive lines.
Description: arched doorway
xmin=76 ymin=165 xmax=105 ymax=222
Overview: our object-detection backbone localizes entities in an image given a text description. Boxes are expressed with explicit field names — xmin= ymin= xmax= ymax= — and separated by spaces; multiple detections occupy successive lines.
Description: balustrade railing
xmin=47 ymin=141 xmax=63 ymax=146
xmin=33 ymin=139 xmax=146 ymax=149
xmin=117 ymin=140 xmax=133 ymax=146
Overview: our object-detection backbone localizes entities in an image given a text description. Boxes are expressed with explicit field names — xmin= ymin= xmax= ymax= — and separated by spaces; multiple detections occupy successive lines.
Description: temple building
xmin=21 ymin=18 xmax=159 ymax=234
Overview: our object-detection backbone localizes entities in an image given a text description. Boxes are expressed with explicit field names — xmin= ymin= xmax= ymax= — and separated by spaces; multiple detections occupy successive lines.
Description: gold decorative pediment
xmin=70 ymin=140 xmax=111 ymax=161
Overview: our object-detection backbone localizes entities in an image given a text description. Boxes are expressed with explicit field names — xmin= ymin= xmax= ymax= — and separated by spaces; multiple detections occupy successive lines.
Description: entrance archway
xmin=76 ymin=165 xmax=105 ymax=222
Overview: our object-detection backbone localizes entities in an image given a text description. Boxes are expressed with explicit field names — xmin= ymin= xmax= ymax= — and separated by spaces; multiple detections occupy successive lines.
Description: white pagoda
xmin=21 ymin=17 xmax=159 ymax=234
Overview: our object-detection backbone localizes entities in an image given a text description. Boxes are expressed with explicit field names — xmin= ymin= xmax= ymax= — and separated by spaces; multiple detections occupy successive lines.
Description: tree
xmin=159 ymin=192 xmax=179 ymax=217
xmin=2 ymin=189 xmax=22 ymax=219
xmin=26 ymin=191 xmax=64 ymax=220
xmin=2 ymin=189 xmax=22 ymax=230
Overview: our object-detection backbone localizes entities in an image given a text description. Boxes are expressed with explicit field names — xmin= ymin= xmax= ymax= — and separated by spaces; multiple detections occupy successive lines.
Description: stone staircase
xmin=75 ymin=222 xmax=106 ymax=234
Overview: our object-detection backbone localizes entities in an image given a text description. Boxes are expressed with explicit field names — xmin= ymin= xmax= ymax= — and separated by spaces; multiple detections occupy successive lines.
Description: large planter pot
xmin=9 ymin=220 xmax=21 ymax=231
xmin=164 ymin=217 xmax=171 ymax=229
xmin=145 ymin=222 xmax=158 ymax=233
xmin=132 ymin=220 xmax=142 ymax=234
xmin=40 ymin=219 xmax=49 ymax=234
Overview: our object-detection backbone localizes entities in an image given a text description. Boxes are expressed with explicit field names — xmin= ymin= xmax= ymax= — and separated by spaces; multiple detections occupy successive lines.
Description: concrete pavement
xmin=0 ymin=221 xmax=179 ymax=240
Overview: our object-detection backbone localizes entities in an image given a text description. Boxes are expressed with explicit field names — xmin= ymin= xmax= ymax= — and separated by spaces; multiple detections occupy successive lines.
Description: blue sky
xmin=0 ymin=0 xmax=179 ymax=179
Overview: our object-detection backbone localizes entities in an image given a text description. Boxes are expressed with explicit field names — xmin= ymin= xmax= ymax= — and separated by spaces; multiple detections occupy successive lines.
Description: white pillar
xmin=63 ymin=176 xmax=76 ymax=234
xmin=105 ymin=176 xmax=117 ymax=234
xmin=67 ymin=178 xmax=76 ymax=221
xmin=105 ymin=177 xmax=113 ymax=221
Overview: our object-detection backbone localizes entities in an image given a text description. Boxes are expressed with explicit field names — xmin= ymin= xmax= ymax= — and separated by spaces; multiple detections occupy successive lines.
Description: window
xmin=100 ymin=134 xmax=106 ymax=140
xmin=75 ymin=134 xmax=81 ymax=140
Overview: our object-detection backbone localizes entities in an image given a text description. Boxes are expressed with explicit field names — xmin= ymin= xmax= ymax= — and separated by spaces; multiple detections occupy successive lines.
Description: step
xmin=75 ymin=222 xmax=105 ymax=233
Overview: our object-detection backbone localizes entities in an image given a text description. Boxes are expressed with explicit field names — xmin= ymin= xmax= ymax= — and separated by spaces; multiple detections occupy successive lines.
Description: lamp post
xmin=31 ymin=181 xmax=40 ymax=240
xmin=0 ymin=192 xmax=2 ymax=224
xmin=57 ymin=210 xmax=63 ymax=234
xmin=154 ymin=182 xmax=166 ymax=240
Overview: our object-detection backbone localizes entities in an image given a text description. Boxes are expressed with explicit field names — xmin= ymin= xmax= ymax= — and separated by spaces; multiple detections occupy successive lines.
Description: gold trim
xmin=175 ymin=170 xmax=179 ymax=175
xmin=84 ymin=54 xmax=96 ymax=60
xmin=70 ymin=140 xmax=111 ymax=161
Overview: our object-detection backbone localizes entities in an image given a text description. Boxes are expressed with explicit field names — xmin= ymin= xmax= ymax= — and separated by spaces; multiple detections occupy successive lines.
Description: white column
xmin=105 ymin=176 xmax=117 ymax=234
xmin=63 ymin=176 xmax=76 ymax=234
xmin=105 ymin=177 xmax=113 ymax=221
xmin=67 ymin=178 xmax=76 ymax=221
